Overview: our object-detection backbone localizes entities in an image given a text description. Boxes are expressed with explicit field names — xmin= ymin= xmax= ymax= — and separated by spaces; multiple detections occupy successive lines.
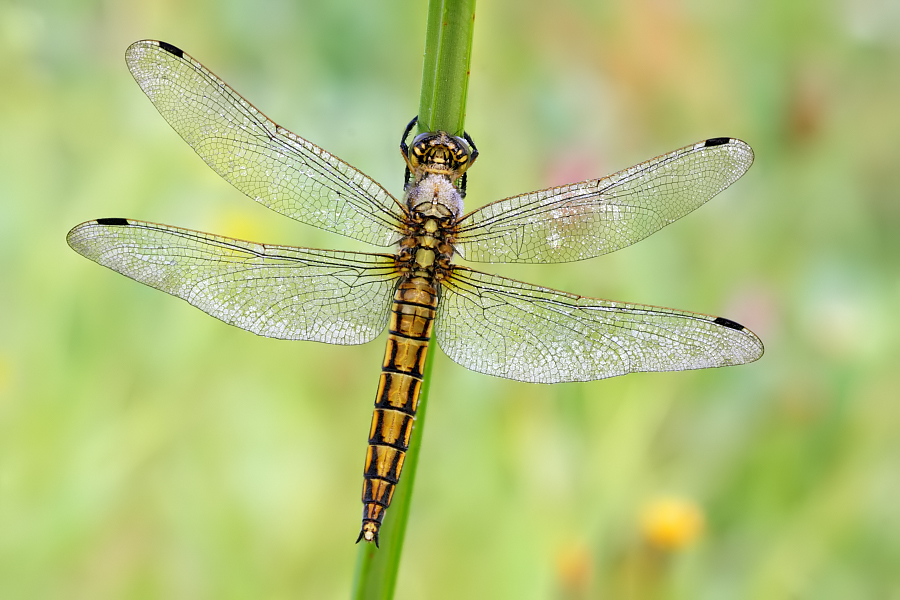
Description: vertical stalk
xmin=417 ymin=0 xmax=477 ymax=137
xmin=351 ymin=0 xmax=475 ymax=598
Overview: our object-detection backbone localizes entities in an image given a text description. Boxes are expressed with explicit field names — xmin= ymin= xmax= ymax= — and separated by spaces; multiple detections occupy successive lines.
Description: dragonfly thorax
xmin=406 ymin=173 xmax=463 ymax=220
xmin=398 ymin=174 xmax=459 ymax=280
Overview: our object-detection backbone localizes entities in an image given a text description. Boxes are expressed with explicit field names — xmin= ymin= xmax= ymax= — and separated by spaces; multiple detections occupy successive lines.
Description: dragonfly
xmin=67 ymin=40 xmax=764 ymax=546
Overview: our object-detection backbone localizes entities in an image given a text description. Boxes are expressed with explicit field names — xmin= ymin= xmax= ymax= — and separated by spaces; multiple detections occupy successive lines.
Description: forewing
xmin=67 ymin=219 xmax=399 ymax=344
xmin=436 ymin=267 xmax=763 ymax=383
xmin=125 ymin=40 xmax=404 ymax=246
xmin=454 ymin=138 xmax=753 ymax=263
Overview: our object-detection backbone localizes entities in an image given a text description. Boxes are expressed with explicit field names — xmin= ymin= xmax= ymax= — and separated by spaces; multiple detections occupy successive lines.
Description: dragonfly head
xmin=407 ymin=131 xmax=473 ymax=181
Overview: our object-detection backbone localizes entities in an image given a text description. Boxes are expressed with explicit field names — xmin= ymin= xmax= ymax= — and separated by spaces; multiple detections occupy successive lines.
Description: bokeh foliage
xmin=2 ymin=0 xmax=900 ymax=598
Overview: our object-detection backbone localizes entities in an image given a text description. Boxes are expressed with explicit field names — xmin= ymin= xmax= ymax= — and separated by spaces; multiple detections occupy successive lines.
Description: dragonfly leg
xmin=401 ymin=115 xmax=419 ymax=189
xmin=463 ymin=130 xmax=479 ymax=165
xmin=456 ymin=130 xmax=478 ymax=197
xmin=400 ymin=115 xmax=418 ymax=156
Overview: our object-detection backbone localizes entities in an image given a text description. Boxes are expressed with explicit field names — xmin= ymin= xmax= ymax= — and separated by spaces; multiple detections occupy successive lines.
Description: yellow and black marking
xmin=408 ymin=131 xmax=471 ymax=176
xmin=399 ymin=116 xmax=477 ymax=186
xmin=358 ymin=277 xmax=438 ymax=546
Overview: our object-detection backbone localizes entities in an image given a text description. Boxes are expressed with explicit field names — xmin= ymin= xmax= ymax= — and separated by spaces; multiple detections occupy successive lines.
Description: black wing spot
xmin=96 ymin=218 xmax=130 ymax=226
xmin=713 ymin=316 xmax=744 ymax=331
xmin=157 ymin=41 xmax=184 ymax=58
xmin=704 ymin=137 xmax=731 ymax=147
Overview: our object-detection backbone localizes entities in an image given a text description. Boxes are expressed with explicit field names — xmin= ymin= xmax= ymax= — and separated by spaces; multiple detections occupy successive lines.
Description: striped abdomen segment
xmin=357 ymin=276 xmax=437 ymax=546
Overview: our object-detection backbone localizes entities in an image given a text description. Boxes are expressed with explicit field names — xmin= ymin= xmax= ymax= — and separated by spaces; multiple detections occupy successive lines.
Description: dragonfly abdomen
xmin=358 ymin=276 xmax=438 ymax=546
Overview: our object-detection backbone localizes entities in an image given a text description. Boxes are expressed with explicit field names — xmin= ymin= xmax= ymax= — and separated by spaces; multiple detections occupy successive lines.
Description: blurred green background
xmin=2 ymin=0 xmax=899 ymax=597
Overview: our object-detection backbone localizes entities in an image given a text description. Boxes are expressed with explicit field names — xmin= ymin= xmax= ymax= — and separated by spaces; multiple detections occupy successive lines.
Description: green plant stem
xmin=417 ymin=0 xmax=476 ymax=137
xmin=351 ymin=1 xmax=475 ymax=598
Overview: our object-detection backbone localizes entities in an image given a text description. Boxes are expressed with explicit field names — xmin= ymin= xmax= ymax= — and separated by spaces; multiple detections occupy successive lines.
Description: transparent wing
xmin=454 ymin=138 xmax=753 ymax=263
xmin=67 ymin=218 xmax=400 ymax=344
xmin=436 ymin=266 xmax=763 ymax=383
xmin=125 ymin=40 xmax=404 ymax=246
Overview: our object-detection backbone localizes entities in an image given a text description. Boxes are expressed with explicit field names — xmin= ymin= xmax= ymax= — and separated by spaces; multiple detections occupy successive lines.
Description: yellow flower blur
xmin=640 ymin=496 xmax=705 ymax=551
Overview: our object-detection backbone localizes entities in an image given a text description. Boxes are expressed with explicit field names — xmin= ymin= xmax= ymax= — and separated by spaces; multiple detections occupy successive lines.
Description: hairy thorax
xmin=397 ymin=174 xmax=462 ymax=281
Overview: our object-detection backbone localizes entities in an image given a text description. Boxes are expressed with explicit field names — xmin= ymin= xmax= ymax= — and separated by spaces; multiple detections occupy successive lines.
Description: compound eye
xmin=411 ymin=132 xmax=433 ymax=146
xmin=409 ymin=133 xmax=434 ymax=166
xmin=411 ymin=133 xmax=440 ymax=159
xmin=448 ymin=135 xmax=471 ymax=163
